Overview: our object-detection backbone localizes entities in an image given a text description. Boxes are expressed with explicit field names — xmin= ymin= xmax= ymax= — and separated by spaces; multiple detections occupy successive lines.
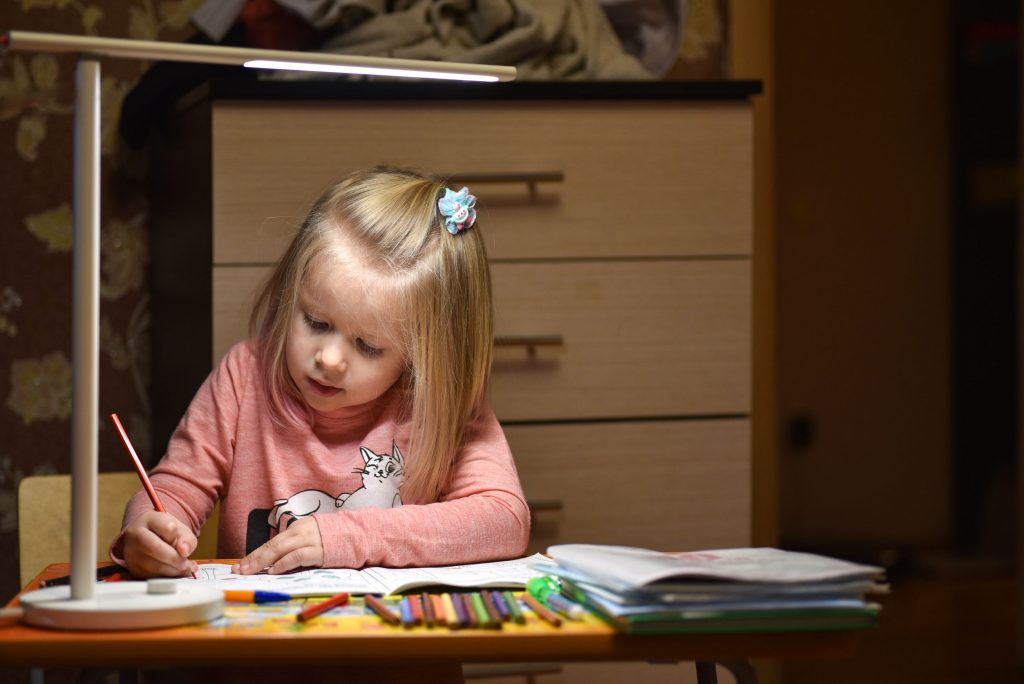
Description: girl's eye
xmin=303 ymin=314 xmax=329 ymax=332
xmin=356 ymin=338 xmax=383 ymax=357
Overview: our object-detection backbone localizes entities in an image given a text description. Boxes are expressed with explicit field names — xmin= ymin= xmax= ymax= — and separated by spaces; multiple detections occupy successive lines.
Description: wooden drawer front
xmin=491 ymin=259 xmax=750 ymax=421
xmin=215 ymin=260 xmax=751 ymax=418
xmin=506 ymin=419 xmax=751 ymax=554
xmin=212 ymin=266 xmax=267 ymax=364
xmin=211 ymin=101 xmax=752 ymax=263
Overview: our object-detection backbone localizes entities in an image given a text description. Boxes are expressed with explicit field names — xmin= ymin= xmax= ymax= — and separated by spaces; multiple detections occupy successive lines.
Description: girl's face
xmin=286 ymin=252 xmax=407 ymax=415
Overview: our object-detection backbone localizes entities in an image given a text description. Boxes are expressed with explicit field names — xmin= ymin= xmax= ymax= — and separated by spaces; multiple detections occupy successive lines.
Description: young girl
xmin=111 ymin=166 xmax=530 ymax=584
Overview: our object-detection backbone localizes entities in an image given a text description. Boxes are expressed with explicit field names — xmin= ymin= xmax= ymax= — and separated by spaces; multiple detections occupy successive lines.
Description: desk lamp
xmin=2 ymin=30 xmax=515 ymax=630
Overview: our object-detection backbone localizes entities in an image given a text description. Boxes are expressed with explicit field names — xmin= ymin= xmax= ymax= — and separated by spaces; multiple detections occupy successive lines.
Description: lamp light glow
xmin=243 ymin=59 xmax=500 ymax=82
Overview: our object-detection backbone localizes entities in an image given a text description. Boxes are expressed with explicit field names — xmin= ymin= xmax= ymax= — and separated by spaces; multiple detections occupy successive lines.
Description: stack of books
xmin=542 ymin=544 xmax=887 ymax=634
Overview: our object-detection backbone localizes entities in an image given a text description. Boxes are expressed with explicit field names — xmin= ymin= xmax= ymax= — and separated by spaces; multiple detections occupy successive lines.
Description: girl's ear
xmin=391 ymin=440 xmax=405 ymax=466
xmin=359 ymin=446 xmax=374 ymax=464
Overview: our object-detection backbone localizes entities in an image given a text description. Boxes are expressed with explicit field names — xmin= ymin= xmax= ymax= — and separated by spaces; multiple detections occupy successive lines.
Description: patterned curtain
xmin=0 ymin=0 xmax=203 ymax=608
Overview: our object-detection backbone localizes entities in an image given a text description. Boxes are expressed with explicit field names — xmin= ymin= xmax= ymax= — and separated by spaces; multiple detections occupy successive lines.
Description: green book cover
xmin=607 ymin=606 xmax=880 ymax=635
xmin=562 ymin=578 xmax=879 ymax=635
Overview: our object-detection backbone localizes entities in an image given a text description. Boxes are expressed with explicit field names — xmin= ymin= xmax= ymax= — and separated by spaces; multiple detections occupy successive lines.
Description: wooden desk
xmin=0 ymin=564 xmax=862 ymax=683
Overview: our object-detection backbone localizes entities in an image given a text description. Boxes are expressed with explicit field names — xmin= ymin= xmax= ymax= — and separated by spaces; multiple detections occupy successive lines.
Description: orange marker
xmin=110 ymin=412 xmax=197 ymax=579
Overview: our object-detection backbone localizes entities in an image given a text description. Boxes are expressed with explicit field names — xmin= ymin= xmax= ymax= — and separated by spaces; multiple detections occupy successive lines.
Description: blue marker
xmin=544 ymin=591 xmax=586 ymax=621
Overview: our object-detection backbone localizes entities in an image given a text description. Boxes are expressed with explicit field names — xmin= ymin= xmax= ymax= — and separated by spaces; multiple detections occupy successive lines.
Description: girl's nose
xmin=317 ymin=341 xmax=346 ymax=371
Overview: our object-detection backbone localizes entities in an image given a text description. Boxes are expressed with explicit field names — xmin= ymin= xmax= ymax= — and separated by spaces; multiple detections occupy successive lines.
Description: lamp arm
xmin=1 ymin=30 xmax=516 ymax=81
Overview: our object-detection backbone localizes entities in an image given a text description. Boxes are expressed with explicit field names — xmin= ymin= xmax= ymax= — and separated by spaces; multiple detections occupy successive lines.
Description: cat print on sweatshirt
xmin=267 ymin=441 xmax=405 ymax=530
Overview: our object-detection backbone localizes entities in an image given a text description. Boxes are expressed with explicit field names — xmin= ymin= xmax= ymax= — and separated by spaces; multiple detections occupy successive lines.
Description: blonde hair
xmin=249 ymin=166 xmax=494 ymax=501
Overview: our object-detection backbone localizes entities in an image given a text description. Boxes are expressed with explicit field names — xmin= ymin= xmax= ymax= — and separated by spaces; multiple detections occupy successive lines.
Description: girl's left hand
xmin=231 ymin=517 xmax=324 ymax=575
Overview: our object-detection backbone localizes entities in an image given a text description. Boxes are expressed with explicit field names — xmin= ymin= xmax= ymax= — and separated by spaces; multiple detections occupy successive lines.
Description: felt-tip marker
xmin=223 ymin=590 xmax=292 ymax=604
xmin=525 ymin=575 xmax=561 ymax=602
xmin=544 ymin=591 xmax=586 ymax=620
xmin=526 ymin=576 xmax=586 ymax=620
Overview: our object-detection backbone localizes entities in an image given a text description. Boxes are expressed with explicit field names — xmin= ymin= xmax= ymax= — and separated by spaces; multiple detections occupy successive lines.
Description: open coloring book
xmin=179 ymin=553 xmax=549 ymax=597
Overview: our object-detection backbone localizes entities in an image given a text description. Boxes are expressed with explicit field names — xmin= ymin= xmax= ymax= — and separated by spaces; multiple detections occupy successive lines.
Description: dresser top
xmin=190 ymin=78 xmax=762 ymax=103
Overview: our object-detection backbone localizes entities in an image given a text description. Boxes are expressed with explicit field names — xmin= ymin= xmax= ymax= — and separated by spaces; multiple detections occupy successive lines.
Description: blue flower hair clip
xmin=438 ymin=186 xmax=477 ymax=235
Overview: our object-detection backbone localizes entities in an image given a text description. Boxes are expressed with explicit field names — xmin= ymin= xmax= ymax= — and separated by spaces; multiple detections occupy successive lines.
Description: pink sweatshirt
xmin=112 ymin=342 xmax=530 ymax=568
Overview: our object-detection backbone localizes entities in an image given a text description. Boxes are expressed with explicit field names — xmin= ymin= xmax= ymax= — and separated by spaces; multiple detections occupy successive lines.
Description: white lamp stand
xmin=20 ymin=581 xmax=224 ymax=630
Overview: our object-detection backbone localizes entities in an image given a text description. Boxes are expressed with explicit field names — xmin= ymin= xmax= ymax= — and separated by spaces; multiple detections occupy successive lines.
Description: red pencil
xmin=407 ymin=594 xmax=423 ymax=625
xmin=110 ymin=413 xmax=197 ymax=579
xmin=296 ymin=591 xmax=349 ymax=623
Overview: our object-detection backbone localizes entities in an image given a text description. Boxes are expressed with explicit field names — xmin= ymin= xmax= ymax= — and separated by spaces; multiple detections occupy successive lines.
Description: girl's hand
xmin=122 ymin=510 xmax=199 ymax=578
xmin=232 ymin=517 xmax=324 ymax=575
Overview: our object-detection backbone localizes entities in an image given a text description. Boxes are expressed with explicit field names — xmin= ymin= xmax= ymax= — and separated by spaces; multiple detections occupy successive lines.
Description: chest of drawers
xmin=151 ymin=79 xmax=758 ymax=682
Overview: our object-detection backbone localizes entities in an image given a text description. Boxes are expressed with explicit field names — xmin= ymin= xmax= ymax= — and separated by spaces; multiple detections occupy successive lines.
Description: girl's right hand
xmin=121 ymin=510 xmax=199 ymax=578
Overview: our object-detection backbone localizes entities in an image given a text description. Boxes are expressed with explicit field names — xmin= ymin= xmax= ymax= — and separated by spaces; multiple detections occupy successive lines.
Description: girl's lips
xmin=307 ymin=377 xmax=341 ymax=397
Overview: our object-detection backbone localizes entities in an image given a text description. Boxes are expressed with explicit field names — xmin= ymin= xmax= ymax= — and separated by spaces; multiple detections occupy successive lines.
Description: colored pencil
xmin=296 ymin=591 xmax=349 ymax=623
xmin=430 ymin=593 xmax=447 ymax=626
xmin=503 ymin=591 xmax=525 ymax=624
xmin=398 ymin=597 xmax=416 ymax=628
xmin=364 ymin=594 xmax=400 ymax=625
xmin=110 ymin=412 xmax=196 ymax=579
xmin=468 ymin=592 xmax=493 ymax=628
xmin=442 ymin=593 xmax=460 ymax=629
xmin=521 ymin=592 xmax=562 ymax=627
xmin=407 ymin=594 xmax=423 ymax=625
xmin=459 ymin=593 xmax=479 ymax=628
xmin=479 ymin=590 xmax=503 ymax=628
xmin=490 ymin=590 xmax=510 ymax=620
xmin=420 ymin=592 xmax=435 ymax=627
xmin=450 ymin=592 xmax=469 ymax=628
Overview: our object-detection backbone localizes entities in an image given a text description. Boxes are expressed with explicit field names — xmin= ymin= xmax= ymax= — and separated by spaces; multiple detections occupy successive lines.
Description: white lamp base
xmin=19 ymin=580 xmax=224 ymax=630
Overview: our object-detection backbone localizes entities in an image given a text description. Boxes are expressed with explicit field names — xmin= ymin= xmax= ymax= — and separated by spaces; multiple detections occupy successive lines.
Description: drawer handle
xmin=494 ymin=334 xmax=564 ymax=357
xmin=527 ymin=499 xmax=564 ymax=514
xmin=443 ymin=171 xmax=564 ymax=195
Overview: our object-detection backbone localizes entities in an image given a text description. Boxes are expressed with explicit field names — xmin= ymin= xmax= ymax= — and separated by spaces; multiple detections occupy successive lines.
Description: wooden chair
xmin=17 ymin=472 xmax=219 ymax=586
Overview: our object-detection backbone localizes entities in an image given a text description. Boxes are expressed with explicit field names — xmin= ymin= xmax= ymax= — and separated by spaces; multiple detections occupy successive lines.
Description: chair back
xmin=18 ymin=472 xmax=219 ymax=585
